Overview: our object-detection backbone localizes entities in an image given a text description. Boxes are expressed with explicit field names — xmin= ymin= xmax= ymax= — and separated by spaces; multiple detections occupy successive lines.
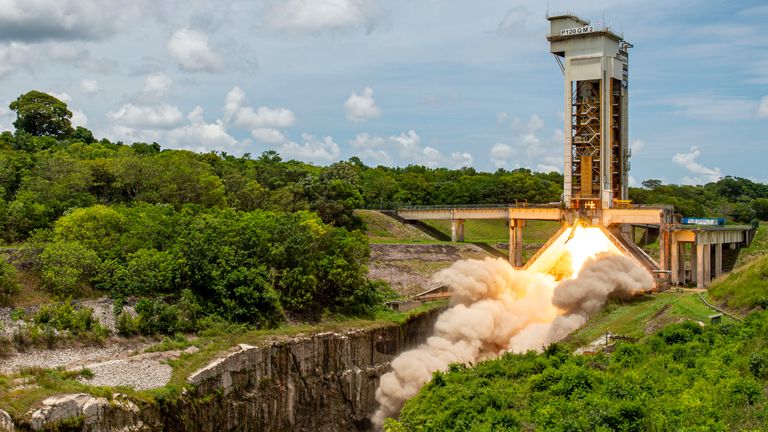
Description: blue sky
xmin=0 ymin=0 xmax=766 ymax=185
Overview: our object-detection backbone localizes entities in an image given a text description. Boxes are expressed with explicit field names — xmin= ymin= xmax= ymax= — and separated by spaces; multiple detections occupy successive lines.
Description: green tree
xmin=752 ymin=198 xmax=768 ymax=221
xmin=9 ymin=91 xmax=74 ymax=138
xmin=53 ymin=205 xmax=126 ymax=257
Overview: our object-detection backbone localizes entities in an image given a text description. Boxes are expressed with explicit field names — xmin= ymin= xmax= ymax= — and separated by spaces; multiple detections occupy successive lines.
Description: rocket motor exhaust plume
xmin=372 ymin=251 xmax=653 ymax=429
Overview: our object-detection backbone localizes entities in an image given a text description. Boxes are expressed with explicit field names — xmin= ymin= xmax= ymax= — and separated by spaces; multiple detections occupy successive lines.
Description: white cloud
xmin=143 ymin=73 xmax=172 ymax=97
xmin=758 ymin=95 xmax=768 ymax=118
xmin=490 ymin=143 xmax=513 ymax=168
xmin=630 ymin=138 xmax=646 ymax=155
xmin=279 ymin=133 xmax=340 ymax=162
xmin=451 ymin=151 xmax=473 ymax=167
xmin=41 ymin=91 xmax=71 ymax=103
xmin=167 ymin=28 xmax=222 ymax=72
xmin=79 ymin=79 xmax=99 ymax=95
xmin=164 ymin=106 xmax=238 ymax=152
xmin=0 ymin=99 xmax=13 ymax=131
xmin=667 ymin=95 xmax=759 ymax=121
xmin=344 ymin=86 xmax=381 ymax=122
xmin=350 ymin=132 xmax=386 ymax=149
xmin=348 ymin=129 xmax=473 ymax=168
xmin=496 ymin=112 xmax=562 ymax=172
xmin=108 ymin=103 xmax=184 ymax=128
xmin=223 ymin=86 xmax=296 ymax=129
xmin=0 ymin=0 xmax=138 ymax=42
xmin=672 ymin=146 xmax=723 ymax=184
xmin=71 ymin=109 xmax=87 ymax=127
xmin=264 ymin=0 xmax=380 ymax=33
xmin=358 ymin=149 xmax=392 ymax=165
xmin=0 ymin=43 xmax=29 ymax=78
xmin=497 ymin=6 xmax=531 ymax=35
xmin=251 ymin=127 xmax=287 ymax=144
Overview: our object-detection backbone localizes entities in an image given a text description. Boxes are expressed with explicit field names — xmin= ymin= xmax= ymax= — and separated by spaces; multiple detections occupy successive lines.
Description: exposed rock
xmin=26 ymin=393 xmax=147 ymax=432
xmin=169 ymin=307 xmax=444 ymax=431
xmin=0 ymin=409 xmax=15 ymax=432
xmin=29 ymin=393 xmax=91 ymax=430
xmin=11 ymin=307 xmax=443 ymax=432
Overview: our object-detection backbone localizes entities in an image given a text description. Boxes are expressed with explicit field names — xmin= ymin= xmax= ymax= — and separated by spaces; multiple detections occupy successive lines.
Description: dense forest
xmin=1 ymin=91 xmax=767 ymax=335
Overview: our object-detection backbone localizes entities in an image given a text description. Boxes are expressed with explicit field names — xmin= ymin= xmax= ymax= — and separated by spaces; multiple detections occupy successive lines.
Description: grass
xmin=565 ymin=291 xmax=731 ymax=348
xmin=0 ymin=301 xmax=446 ymax=419
xmin=422 ymin=219 xmax=560 ymax=244
xmin=355 ymin=210 xmax=433 ymax=243
xmin=734 ymin=222 xmax=768 ymax=268
xmin=709 ymin=254 xmax=768 ymax=310
xmin=0 ymin=367 xmax=147 ymax=418
xmin=706 ymin=222 xmax=768 ymax=311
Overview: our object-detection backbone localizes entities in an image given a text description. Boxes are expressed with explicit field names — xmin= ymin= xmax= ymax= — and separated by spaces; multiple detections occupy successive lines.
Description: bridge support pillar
xmin=659 ymin=227 xmax=670 ymax=277
xmin=451 ymin=219 xmax=465 ymax=242
xmin=691 ymin=244 xmax=697 ymax=286
xmin=509 ymin=219 xmax=523 ymax=267
xmin=671 ymin=238 xmax=679 ymax=284
xmin=714 ymin=243 xmax=723 ymax=278
xmin=696 ymin=243 xmax=711 ymax=288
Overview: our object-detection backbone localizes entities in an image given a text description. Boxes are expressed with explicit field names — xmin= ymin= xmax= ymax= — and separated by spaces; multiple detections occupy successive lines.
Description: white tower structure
xmin=547 ymin=14 xmax=632 ymax=210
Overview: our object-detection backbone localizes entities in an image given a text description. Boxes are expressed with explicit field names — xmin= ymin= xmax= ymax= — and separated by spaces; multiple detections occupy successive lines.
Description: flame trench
xmin=372 ymin=225 xmax=653 ymax=428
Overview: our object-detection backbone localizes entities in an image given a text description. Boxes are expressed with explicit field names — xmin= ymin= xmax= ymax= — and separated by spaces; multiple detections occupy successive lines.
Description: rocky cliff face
xmin=8 ymin=307 xmax=442 ymax=432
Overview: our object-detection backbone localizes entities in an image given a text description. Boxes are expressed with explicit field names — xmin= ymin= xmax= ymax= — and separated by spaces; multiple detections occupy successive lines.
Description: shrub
xmin=135 ymin=298 xmax=181 ymax=335
xmin=39 ymin=240 xmax=100 ymax=296
xmin=116 ymin=312 xmax=139 ymax=336
xmin=32 ymin=299 xmax=108 ymax=342
xmin=104 ymin=248 xmax=179 ymax=297
xmin=0 ymin=260 xmax=20 ymax=306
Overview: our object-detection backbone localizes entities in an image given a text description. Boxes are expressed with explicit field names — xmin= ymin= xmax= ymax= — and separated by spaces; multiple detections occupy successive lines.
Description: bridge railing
xmin=399 ymin=203 xmax=561 ymax=211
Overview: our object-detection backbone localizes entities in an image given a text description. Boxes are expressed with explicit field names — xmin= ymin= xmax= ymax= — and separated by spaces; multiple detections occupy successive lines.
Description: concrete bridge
xmin=396 ymin=205 xmax=755 ymax=288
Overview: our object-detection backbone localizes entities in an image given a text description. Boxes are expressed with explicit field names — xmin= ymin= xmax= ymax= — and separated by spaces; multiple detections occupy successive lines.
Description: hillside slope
xmin=709 ymin=222 xmax=768 ymax=310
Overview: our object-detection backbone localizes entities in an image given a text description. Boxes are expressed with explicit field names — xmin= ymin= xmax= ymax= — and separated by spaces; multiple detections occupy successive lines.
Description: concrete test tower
xmin=547 ymin=14 xmax=632 ymax=211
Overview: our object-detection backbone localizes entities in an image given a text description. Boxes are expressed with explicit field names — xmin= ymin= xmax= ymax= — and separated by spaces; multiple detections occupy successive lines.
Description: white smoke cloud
xmin=373 ymin=254 xmax=652 ymax=428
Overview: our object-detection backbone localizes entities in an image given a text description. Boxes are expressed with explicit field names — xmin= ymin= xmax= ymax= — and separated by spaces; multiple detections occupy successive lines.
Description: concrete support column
xmin=659 ymin=227 xmax=670 ymax=275
xmin=670 ymin=237 xmax=679 ymax=284
xmin=704 ymin=244 xmax=711 ymax=287
xmin=451 ymin=219 xmax=465 ymax=242
xmin=714 ymin=243 xmax=723 ymax=278
xmin=696 ymin=243 xmax=711 ymax=288
xmin=678 ymin=243 xmax=687 ymax=284
xmin=691 ymin=243 xmax=704 ymax=288
xmin=509 ymin=219 xmax=523 ymax=267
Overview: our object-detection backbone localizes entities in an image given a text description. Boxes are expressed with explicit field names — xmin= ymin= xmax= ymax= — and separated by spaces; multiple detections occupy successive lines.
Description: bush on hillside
xmin=0 ymin=260 xmax=20 ymax=306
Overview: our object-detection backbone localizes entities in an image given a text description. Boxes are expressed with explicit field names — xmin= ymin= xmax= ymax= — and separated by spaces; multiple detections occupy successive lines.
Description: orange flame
xmin=563 ymin=225 xmax=619 ymax=276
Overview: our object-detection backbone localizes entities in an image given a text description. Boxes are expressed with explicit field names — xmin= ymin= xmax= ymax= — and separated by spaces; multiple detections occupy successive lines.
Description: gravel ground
xmin=0 ymin=341 xmax=153 ymax=373
xmin=79 ymin=359 xmax=173 ymax=390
